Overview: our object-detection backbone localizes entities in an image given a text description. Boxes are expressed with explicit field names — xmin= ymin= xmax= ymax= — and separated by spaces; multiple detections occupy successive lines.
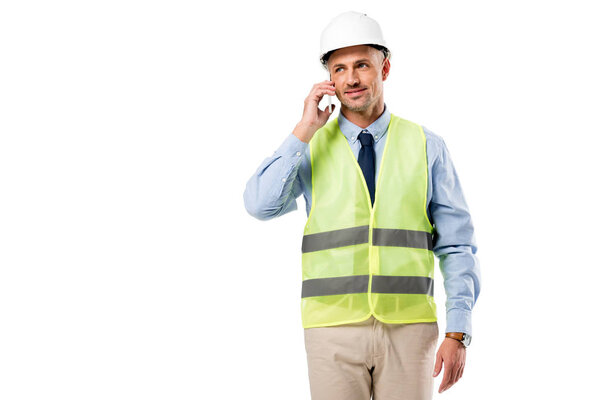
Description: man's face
xmin=327 ymin=45 xmax=389 ymax=113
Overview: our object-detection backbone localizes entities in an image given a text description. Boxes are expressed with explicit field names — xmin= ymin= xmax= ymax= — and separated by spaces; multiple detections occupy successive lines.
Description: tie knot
xmin=358 ymin=131 xmax=373 ymax=147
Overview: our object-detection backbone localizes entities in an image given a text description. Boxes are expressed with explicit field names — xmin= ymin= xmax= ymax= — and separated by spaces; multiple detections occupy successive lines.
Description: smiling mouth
xmin=345 ymin=88 xmax=367 ymax=94
xmin=345 ymin=88 xmax=367 ymax=97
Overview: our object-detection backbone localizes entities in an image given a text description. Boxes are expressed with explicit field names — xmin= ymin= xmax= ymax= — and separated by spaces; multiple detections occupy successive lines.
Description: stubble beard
xmin=341 ymin=92 xmax=375 ymax=112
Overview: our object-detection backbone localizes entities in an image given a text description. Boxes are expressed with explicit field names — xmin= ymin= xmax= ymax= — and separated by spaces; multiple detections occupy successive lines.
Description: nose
xmin=345 ymin=69 xmax=360 ymax=88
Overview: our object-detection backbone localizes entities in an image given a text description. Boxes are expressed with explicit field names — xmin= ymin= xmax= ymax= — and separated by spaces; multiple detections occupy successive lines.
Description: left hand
xmin=432 ymin=337 xmax=466 ymax=393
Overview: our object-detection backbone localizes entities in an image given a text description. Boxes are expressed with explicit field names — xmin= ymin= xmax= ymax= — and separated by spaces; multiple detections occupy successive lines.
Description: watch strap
xmin=445 ymin=332 xmax=465 ymax=341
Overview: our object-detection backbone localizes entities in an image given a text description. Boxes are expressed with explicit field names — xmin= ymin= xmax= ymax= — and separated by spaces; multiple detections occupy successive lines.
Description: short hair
xmin=321 ymin=44 xmax=391 ymax=70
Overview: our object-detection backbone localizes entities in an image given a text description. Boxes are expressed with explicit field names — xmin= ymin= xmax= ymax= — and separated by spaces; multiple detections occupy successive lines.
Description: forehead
xmin=328 ymin=45 xmax=380 ymax=65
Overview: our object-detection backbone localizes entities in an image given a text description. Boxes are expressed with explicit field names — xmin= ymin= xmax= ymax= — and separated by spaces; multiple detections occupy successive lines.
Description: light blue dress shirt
xmin=243 ymin=103 xmax=481 ymax=337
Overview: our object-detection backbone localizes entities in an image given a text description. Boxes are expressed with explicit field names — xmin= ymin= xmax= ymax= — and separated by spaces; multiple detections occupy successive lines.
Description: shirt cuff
xmin=276 ymin=133 xmax=308 ymax=158
xmin=445 ymin=308 xmax=473 ymax=337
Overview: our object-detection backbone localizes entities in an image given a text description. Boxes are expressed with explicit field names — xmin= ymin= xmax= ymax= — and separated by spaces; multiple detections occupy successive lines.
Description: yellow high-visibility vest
xmin=301 ymin=114 xmax=436 ymax=328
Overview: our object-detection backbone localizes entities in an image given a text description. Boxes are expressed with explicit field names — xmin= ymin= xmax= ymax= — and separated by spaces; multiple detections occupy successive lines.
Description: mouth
xmin=345 ymin=88 xmax=367 ymax=98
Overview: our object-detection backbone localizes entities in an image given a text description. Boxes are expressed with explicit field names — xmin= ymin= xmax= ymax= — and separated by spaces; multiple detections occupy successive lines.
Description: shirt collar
xmin=337 ymin=103 xmax=391 ymax=144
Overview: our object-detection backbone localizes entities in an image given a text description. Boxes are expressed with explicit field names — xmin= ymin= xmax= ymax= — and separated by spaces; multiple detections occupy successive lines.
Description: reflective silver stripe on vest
xmin=302 ymin=225 xmax=369 ymax=253
xmin=301 ymin=275 xmax=433 ymax=298
xmin=371 ymin=275 xmax=434 ymax=296
xmin=302 ymin=226 xmax=432 ymax=253
xmin=301 ymin=275 xmax=369 ymax=298
xmin=372 ymin=228 xmax=433 ymax=250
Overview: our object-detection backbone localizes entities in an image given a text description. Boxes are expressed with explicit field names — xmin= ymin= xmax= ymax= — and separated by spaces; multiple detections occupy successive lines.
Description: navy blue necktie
xmin=357 ymin=130 xmax=375 ymax=206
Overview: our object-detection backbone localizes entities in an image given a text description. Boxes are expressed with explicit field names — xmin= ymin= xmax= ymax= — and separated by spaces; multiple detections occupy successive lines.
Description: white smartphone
xmin=327 ymin=73 xmax=333 ymax=112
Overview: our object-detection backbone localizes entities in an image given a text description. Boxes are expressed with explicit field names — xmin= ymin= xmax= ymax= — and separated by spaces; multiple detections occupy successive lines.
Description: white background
xmin=1 ymin=0 xmax=599 ymax=399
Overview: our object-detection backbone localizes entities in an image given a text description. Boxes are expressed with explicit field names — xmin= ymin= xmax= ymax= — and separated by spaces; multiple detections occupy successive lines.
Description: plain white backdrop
xmin=1 ymin=0 xmax=599 ymax=398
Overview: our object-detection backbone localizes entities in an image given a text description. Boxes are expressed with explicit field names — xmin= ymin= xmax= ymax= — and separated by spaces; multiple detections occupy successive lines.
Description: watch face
xmin=462 ymin=334 xmax=472 ymax=346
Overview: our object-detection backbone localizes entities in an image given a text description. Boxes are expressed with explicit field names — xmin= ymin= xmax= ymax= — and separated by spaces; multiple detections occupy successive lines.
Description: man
xmin=244 ymin=11 xmax=481 ymax=400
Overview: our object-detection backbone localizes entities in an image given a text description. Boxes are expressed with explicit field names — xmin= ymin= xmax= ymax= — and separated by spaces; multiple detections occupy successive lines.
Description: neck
xmin=340 ymin=99 xmax=385 ymax=129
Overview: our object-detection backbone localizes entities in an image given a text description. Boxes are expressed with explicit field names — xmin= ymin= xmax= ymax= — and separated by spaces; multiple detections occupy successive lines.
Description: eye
xmin=359 ymin=63 xmax=368 ymax=68
xmin=335 ymin=67 xmax=344 ymax=73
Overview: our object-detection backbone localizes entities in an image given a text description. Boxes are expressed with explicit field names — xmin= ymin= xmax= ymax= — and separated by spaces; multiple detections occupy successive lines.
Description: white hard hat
xmin=319 ymin=11 xmax=389 ymax=69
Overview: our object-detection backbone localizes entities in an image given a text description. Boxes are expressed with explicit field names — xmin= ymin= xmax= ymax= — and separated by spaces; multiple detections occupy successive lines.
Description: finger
xmin=439 ymin=361 xmax=453 ymax=393
xmin=433 ymin=352 xmax=442 ymax=377
xmin=311 ymin=81 xmax=335 ymax=91
xmin=449 ymin=361 xmax=460 ymax=389
xmin=317 ymin=104 xmax=336 ymax=119
xmin=307 ymin=87 xmax=337 ymax=104
xmin=312 ymin=82 xmax=336 ymax=93
xmin=313 ymin=84 xmax=336 ymax=96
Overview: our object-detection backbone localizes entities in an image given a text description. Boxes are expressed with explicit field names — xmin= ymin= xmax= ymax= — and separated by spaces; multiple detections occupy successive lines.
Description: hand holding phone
xmin=292 ymin=80 xmax=336 ymax=143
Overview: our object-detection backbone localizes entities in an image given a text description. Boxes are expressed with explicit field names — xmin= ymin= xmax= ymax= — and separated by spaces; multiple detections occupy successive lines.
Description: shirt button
xmin=351 ymin=136 xmax=355 ymax=140
xmin=375 ymin=135 xmax=379 ymax=139
xmin=282 ymin=178 xmax=286 ymax=182
xmin=296 ymin=151 xmax=301 ymax=156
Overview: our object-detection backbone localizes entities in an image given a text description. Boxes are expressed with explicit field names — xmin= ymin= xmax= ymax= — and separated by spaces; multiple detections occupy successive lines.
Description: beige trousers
xmin=303 ymin=315 xmax=439 ymax=400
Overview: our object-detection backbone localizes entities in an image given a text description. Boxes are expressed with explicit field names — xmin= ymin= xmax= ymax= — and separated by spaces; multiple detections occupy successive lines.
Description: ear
xmin=382 ymin=58 xmax=391 ymax=81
